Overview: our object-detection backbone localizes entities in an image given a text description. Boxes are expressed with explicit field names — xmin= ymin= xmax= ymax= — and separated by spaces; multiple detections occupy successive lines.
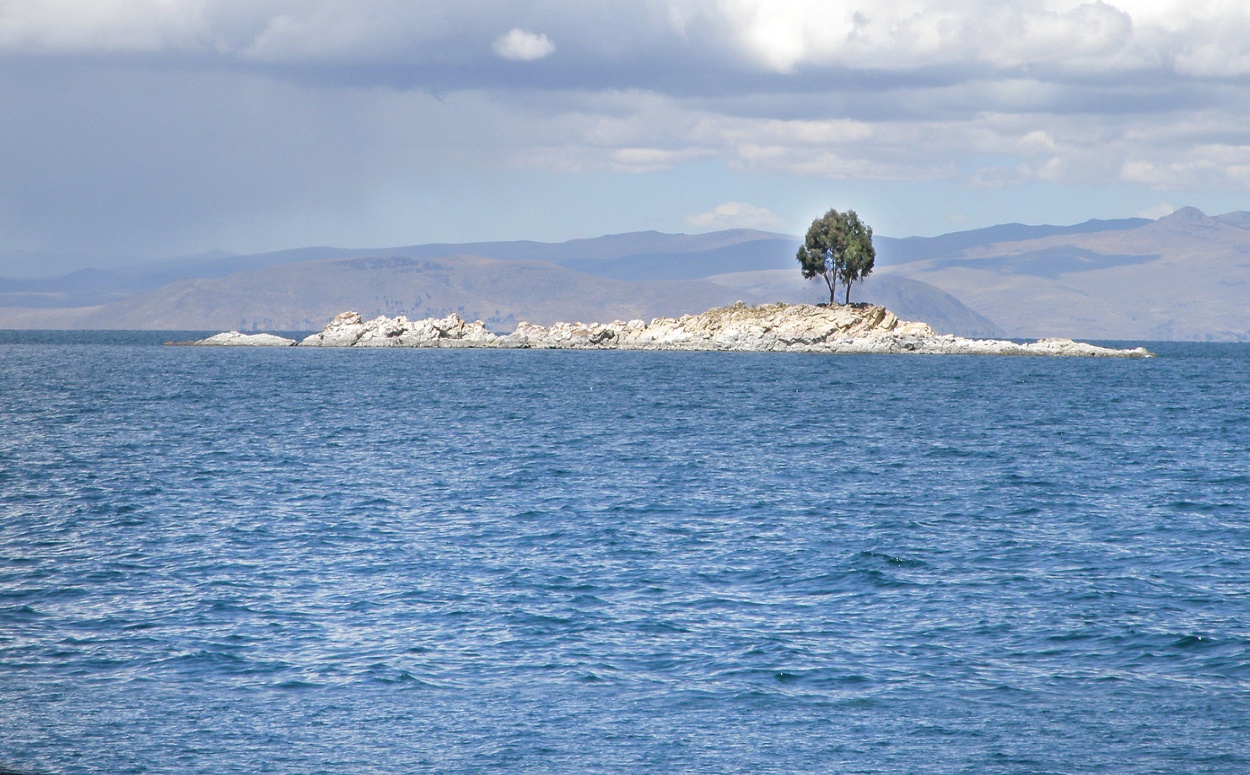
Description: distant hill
xmin=0 ymin=229 xmax=795 ymax=309
xmin=881 ymin=207 xmax=1250 ymax=340
xmin=70 ymin=254 xmax=758 ymax=332
xmin=2 ymin=208 xmax=1246 ymax=339
xmin=561 ymin=239 xmax=798 ymax=281
xmin=0 ymin=229 xmax=997 ymax=336
xmin=59 ymin=252 xmax=996 ymax=337
xmin=873 ymin=217 xmax=1151 ymax=266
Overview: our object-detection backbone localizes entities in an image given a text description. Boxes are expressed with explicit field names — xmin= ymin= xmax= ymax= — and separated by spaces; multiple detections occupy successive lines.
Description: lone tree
xmin=796 ymin=209 xmax=876 ymax=304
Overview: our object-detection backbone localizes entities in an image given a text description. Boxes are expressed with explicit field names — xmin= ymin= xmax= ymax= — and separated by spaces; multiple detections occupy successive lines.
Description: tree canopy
xmin=796 ymin=209 xmax=876 ymax=304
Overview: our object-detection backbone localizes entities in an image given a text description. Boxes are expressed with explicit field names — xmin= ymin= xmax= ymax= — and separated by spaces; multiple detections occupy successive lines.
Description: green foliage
xmin=796 ymin=208 xmax=876 ymax=304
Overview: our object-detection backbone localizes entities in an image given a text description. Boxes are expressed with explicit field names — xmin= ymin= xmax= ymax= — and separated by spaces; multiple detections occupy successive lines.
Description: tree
xmin=796 ymin=209 xmax=876 ymax=305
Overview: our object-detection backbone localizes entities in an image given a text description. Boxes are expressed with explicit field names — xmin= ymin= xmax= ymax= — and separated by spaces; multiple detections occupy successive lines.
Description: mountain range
xmin=0 ymin=208 xmax=1245 ymax=340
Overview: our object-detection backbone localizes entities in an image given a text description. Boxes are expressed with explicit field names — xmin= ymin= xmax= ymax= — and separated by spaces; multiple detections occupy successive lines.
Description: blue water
xmin=2 ymin=334 xmax=1248 ymax=773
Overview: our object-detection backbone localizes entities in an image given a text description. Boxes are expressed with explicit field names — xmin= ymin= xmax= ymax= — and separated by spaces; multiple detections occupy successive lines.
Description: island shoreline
xmin=188 ymin=303 xmax=1155 ymax=358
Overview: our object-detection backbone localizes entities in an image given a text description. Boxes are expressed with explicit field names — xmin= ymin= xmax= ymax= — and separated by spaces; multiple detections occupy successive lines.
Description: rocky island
xmin=191 ymin=303 xmax=1153 ymax=357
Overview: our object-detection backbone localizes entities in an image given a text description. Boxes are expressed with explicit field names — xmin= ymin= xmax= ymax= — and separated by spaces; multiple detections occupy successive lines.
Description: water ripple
xmin=0 ymin=340 xmax=1247 ymax=773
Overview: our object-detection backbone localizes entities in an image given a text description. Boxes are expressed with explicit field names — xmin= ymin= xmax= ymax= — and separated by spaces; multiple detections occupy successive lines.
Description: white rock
xmin=300 ymin=311 xmax=367 ymax=347
xmin=195 ymin=331 xmax=296 ymax=346
xmin=214 ymin=302 xmax=1156 ymax=357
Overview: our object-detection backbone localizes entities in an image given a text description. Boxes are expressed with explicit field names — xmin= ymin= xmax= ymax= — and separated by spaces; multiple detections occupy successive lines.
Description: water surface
xmin=2 ymin=336 xmax=1248 ymax=773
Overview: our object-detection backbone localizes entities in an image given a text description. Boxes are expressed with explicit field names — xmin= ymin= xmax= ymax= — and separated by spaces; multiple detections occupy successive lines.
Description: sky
xmin=3 ymin=0 xmax=1250 ymax=274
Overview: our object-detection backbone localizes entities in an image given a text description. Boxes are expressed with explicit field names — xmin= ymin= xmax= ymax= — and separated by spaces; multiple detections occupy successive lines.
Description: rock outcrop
xmin=193 ymin=331 xmax=297 ymax=346
xmin=299 ymin=310 xmax=498 ymax=348
xmin=286 ymin=303 xmax=1153 ymax=357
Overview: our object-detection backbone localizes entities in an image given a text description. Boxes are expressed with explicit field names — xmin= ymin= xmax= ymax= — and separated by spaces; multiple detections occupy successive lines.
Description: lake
xmin=2 ymin=334 xmax=1247 ymax=773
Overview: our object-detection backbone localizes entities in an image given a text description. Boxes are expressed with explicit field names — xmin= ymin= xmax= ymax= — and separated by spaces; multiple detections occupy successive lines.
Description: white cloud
xmin=673 ymin=0 xmax=1144 ymax=73
xmin=685 ymin=202 xmax=783 ymax=230
xmin=488 ymin=84 xmax=1250 ymax=193
xmin=1018 ymin=130 xmax=1058 ymax=154
xmin=1136 ymin=203 xmax=1176 ymax=219
xmin=731 ymin=144 xmax=949 ymax=180
xmin=1119 ymin=140 xmax=1250 ymax=188
xmin=0 ymin=0 xmax=208 ymax=52
xmin=0 ymin=0 xmax=1237 ymax=75
xmin=492 ymin=29 xmax=554 ymax=61
xmin=0 ymin=1 xmax=1248 ymax=87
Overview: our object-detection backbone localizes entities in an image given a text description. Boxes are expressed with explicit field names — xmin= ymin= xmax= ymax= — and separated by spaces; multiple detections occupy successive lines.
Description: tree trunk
xmin=824 ymin=272 xmax=837 ymax=305
xmin=845 ymin=279 xmax=853 ymax=304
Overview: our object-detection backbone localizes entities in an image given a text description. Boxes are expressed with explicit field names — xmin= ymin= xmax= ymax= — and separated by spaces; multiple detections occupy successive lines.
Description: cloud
xmin=1120 ymin=143 xmax=1250 ymax=189
xmin=1136 ymin=203 xmax=1176 ymax=219
xmin=4 ymin=0 xmax=1250 ymax=262
xmin=492 ymin=29 xmax=554 ymax=61
xmin=0 ymin=1 xmax=1242 ymax=83
xmin=699 ymin=1 xmax=1127 ymax=73
xmin=0 ymin=0 xmax=208 ymax=52
xmin=685 ymin=202 xmax=783 ymax=230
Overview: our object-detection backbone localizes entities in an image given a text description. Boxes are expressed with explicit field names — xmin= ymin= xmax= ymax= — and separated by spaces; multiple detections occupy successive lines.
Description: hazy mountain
xmin=71 ymin=254 xmax=761 ymax=332
xmin=882 ymin=207 xmax=1250 ymax=340
xmin=873 ymin=217 xmax=1152 ymax=266
xmin=4 ymin=209 xmax=1245 ymax=339
xmin=0 ymin=228 xmax=996 ymax=335
xmin=425 ymin=229 xmax=794 ymax=265
xmin=0 ymin=230 xmax=792 ymax=310
xmin=0 ymin=249 xmax=149 ymax=280
xmin=16 ymin=248 xmax=995 ymax=337
xmin=561 ymin=239 xmax=798 ymax=281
